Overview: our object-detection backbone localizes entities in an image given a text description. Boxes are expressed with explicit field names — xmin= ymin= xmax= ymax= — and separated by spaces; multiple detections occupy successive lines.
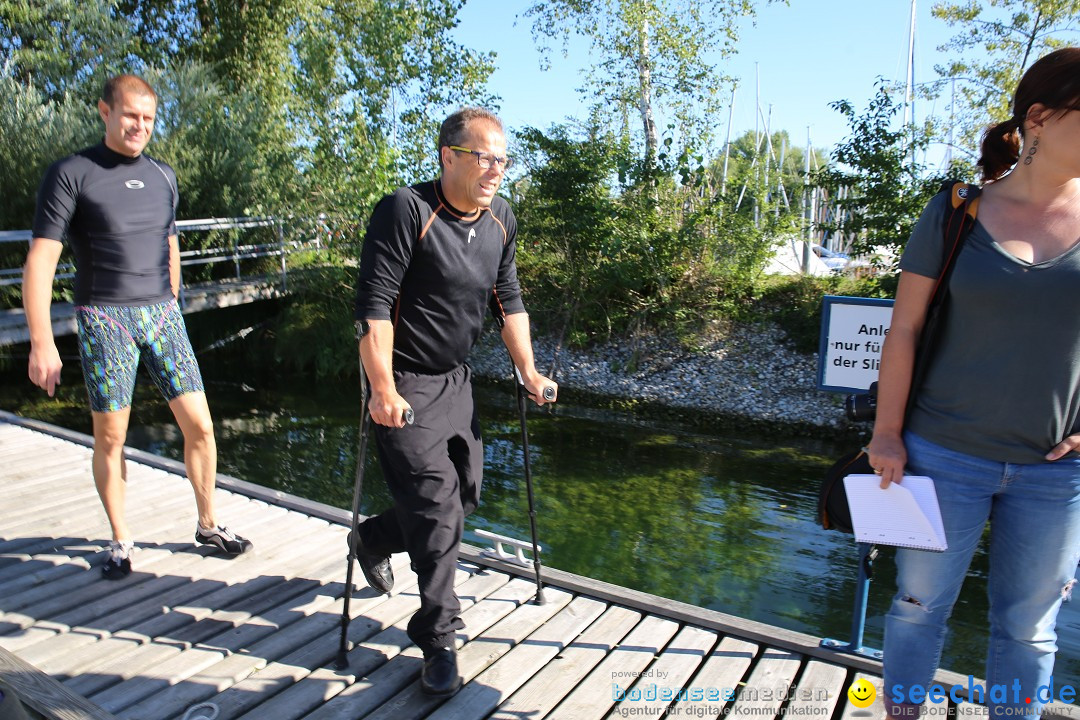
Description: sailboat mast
xmin=721 ymin=85 xmax=736 ymax=196
xmin=905 ymin=0 xmax=917 ymax=165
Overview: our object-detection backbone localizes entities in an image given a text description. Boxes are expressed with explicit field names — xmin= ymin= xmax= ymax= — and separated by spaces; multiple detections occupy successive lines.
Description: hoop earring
xmin=1023 ymin=136 xmax=1039 ymax=165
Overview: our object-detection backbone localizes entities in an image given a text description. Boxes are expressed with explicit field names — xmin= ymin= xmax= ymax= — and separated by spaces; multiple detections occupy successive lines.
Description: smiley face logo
xmin=848 ymin=678 xmax=877 ymax=708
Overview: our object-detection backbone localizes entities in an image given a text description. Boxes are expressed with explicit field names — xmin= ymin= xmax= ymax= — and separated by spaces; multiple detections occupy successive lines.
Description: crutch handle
xmin=513 ymin=366 xmax=556 ymax=402
xmin=403 ymin=408 xmax=415 ymax=425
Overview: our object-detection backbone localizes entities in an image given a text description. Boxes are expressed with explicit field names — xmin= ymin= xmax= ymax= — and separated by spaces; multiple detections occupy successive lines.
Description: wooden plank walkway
xmin=0 ymin=411 xmax=1073 ymax=720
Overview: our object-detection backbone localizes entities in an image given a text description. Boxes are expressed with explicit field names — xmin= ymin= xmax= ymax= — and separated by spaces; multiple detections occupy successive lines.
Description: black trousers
xmin=358 ymin=364 xmax=482 ymax=653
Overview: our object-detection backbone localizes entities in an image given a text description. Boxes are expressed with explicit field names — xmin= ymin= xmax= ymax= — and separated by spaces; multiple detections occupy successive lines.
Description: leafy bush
xmin=0 ymin=75 xmax=97 ymax=230
xmin=812 ymin=83 xmax=945 ymax=264
xmin=271 ymin=263 xmax=359 ymax=380
xmin=512 ymin=123 xmax=802 ymax=346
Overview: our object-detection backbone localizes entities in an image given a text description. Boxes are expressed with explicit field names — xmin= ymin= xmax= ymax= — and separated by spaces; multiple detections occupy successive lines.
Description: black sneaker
xmin=347 ymin=528 xmax=394 ymax=594
xmin=195 ymin=525 xmax=253 ymax=555
xmin=102 ymin=540 xmax=133 ymax=580
xmin=421 ymin=647 xmax=461 ymax=697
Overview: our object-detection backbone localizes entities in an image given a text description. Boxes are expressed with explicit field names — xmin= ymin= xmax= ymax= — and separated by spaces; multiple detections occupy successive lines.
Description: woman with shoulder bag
xmin=868 ymin=47 xmax=1080 ymax=719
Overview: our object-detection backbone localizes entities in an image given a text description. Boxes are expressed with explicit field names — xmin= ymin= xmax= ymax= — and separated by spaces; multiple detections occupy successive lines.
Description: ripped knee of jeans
xmin=901 ymin=594 xmax=927 ymax=609
xmin=1064 ymin=579 xmax=1077 ymax=602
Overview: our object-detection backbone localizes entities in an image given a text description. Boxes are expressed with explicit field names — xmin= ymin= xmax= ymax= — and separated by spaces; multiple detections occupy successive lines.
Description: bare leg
xmin=91 ymin=408 xmax=133 ymax=542
xmin=169 ymin=391 xmax=216 ymax=530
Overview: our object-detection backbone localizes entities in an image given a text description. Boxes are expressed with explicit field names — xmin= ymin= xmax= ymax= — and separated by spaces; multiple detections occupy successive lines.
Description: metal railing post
xmin=278 ymin=220 xmax=287 ymax=293
xmin=178 ymin=243 xmax=187 ymax=310
xmin=819 ymin=542 xmax=882 ymax=660
xmin=233 ymin=232 xmax=241 ymax=280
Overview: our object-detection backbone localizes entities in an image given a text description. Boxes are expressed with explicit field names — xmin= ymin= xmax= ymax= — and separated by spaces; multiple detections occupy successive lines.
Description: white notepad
xmin=842 ymin=474 xmax=948 ymax=551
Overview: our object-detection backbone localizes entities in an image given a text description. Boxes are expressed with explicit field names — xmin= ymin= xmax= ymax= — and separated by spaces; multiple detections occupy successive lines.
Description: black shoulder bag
xmin=819 ymin=181 xmax=982 ymax=533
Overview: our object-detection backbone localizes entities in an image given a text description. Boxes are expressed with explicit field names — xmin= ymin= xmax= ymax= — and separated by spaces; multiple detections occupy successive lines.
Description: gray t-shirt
xmin=900 ymin=192 xmax=1080 ymax=464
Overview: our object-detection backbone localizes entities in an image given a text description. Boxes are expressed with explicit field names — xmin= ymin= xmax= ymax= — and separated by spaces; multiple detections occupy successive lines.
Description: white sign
xmin=817 ymin=296 xmax=895 ymax=393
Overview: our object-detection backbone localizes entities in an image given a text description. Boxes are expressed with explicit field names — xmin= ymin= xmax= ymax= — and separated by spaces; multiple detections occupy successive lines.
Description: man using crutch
xmin=351 ymin=107 xmax=556 ymax=698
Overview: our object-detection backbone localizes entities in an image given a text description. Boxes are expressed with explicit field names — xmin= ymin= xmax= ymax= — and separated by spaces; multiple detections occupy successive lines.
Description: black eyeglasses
xmin=449 ymin=145 xmax=514 ymax=171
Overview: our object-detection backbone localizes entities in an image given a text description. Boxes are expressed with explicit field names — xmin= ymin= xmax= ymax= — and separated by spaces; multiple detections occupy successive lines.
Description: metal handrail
xmin=176 ymin=217 xmax=277 ymax=232
xmin=0 ymin=230 xmax=31 ymax=243
xmin=0 ymin=265 xmax=75 ymax=287
xmin=0 ymin=217 xmax=277 ymax=244
xmin=177 ymin=238 xmax=319 ymax=259
xmin=0 ymin=217 xmax=328 ymax=292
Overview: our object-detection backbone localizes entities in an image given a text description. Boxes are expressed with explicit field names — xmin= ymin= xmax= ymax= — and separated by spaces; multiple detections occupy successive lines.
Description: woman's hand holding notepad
xmin=842 ymin=474 xmax=948 ymax=551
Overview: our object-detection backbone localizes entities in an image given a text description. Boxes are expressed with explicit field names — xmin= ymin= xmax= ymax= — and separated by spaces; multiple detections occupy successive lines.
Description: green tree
xmin=293 ymin=14 xmax=399 ymax=219
xmin=513 ymin=122 xmax=795 ymax=343
xmin=524 ymin=0 xmax=772 ymax=172
xmin=931 ymin=0 xmax=1080 ymax=155
xmin=0 ymin=0 xmax=497 ymax=226
xmin=0 ymin=75 xmax=97 ymax=230
xmin=181 ymin=1 xmax=304 ymax=229
xmin=0 ymin=0 xmax=133 ymax=101
xmin=291 ymin=0 xmax=496 ymax=203
xmin=112 ymin=0 xmax=202 ymax=69
xmin=191 ymin=0 xmax=305 ymax=116
xmin=147 ymin=61 xmax=300 ymax=220
xmin=264 ymin=0 xmax=497 ymax=377
xmin=813 ymin=83 xmax=943 ymax=263
xmin=514 ymin=2 xmax=807 ymax=344
xmin=513 ymin=124 xmax=625 ymax=341
xmin=0 ymin=74 xmax=96 ymax=296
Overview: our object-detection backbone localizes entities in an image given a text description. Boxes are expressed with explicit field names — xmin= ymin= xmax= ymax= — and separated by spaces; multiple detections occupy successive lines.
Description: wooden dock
xmin=0 ymin=411 xmax=1072 ymax=720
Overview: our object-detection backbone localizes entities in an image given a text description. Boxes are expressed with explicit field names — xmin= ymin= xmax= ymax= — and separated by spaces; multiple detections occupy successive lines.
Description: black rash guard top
xmin=33 ymin=141 xmax=178 ymax=306
xmin=354 ymin=180 xmax=527 ymax=374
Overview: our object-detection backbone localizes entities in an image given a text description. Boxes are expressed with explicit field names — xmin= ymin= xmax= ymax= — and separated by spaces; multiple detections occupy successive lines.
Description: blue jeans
xmin=884 ymin=432 xmax=1080 ymax=719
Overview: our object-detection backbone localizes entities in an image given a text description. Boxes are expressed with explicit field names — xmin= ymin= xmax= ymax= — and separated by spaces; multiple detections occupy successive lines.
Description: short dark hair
xmin=979 ymin=47 xmax=1080 ymax=182
xmin=437 ymin=108 xmax=504 ymax=169
xmin=102 ymin=75 xmax=158 ymax=108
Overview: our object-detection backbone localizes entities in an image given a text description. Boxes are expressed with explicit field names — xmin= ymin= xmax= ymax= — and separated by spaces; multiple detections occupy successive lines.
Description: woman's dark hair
xmin=979 ymin=47 xmax=1080 ymax=182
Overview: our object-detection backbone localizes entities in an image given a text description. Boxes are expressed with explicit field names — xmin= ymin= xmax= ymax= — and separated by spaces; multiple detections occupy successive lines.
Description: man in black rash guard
xmin=23 ymin=75 xmax=252 ymax=581
xmin=352 ymin=107 xmax=557 ymax=698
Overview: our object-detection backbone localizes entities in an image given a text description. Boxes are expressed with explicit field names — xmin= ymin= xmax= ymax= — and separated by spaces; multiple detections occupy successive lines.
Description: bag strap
xmin=903 ymin=181 xmax=981 ymax=420
xmin=928 ymin=181 xmax=981 ymax=308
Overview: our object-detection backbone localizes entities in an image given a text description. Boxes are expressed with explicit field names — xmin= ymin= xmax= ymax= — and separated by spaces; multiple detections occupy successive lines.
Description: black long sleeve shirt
xmin=354 ymin=180 xmax=526 ymax=374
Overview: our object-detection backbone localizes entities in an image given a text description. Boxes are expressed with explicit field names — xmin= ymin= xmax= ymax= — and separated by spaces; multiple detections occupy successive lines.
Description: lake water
xmin=5 ymin=356 xmax=1079 ymax=688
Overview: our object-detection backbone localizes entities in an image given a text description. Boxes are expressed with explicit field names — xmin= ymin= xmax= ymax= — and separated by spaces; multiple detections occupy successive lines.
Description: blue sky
xmin=452 ymin=0 xmax=958 ymax=156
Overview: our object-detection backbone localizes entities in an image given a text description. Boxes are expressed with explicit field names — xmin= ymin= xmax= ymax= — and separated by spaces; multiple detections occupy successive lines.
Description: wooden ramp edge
xmin=0 ymin=645 xmax=117 ymax=720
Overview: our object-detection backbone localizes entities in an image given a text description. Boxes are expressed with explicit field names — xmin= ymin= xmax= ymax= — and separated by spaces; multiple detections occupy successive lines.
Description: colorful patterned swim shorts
xmin=74 ymin=299 xmax=204 ymax=413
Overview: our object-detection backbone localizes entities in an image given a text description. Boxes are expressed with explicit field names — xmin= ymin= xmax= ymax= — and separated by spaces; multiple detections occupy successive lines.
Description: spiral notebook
xmin=842 ymin=474 xmax=948 ymax=551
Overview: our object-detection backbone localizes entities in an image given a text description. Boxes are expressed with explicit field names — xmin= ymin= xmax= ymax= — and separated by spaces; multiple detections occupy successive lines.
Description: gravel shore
xmin=467 ymin=321 xmax=850 ymax=432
